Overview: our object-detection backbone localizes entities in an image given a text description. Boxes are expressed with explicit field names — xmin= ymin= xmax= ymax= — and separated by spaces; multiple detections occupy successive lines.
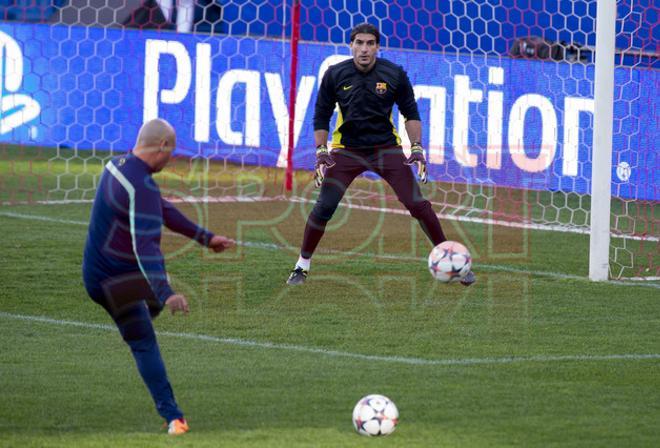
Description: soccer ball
xmin=428 ymin=241 xmax=472 ymax=282
xmin=352 ymin=394 xmax=399 ymax=436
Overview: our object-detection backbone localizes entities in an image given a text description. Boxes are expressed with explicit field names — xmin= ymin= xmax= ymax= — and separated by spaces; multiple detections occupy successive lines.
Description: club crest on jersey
xmin=375 ymin=82 xmax=387 ymax=95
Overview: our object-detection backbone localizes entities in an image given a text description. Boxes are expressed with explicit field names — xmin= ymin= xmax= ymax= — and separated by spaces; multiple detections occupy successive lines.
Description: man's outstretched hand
xmin=208 ymin=235 xmax=236 ymax=253
xmin=165 ymin=294 xmax=189 ymax=315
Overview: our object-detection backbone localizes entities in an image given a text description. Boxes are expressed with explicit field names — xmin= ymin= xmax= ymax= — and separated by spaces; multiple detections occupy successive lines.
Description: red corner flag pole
xmin=285 ymin=0 xmax=301 ymax=192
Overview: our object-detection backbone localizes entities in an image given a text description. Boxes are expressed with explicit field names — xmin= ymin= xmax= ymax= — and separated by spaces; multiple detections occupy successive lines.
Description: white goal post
xmin=589 ymin=0 xmax=617 ymax=281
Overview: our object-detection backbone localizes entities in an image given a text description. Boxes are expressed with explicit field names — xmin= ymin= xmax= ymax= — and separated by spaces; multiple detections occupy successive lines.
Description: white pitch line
xmin=0 ymin=211 xmax=89 ymax=226
xmin=1 ymin=210 xmax=658 ymax=289
xmin=2 ymin=312 xmax=659 ymax=367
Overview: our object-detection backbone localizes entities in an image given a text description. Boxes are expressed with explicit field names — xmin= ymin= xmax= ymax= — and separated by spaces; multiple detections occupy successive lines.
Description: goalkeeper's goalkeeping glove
xmin=404 ymin=142 xmax=428 ymax=184
xmin=314 ymin=144 xmax=335 ymax=188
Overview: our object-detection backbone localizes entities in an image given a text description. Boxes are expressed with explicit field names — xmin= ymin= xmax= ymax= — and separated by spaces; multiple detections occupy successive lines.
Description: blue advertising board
xmin=0 ymin=23 xmax=656 ymax=200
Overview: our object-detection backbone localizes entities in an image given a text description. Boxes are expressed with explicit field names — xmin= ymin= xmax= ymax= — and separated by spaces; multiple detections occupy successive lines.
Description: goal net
xmin=0 ymin=0 xmax=656 ymax=280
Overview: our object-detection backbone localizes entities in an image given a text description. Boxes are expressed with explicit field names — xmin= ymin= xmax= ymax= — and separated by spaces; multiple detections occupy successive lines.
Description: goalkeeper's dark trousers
xmin=84 ymin=281 xmax=184 ymax=423
xmin=300 ymin=146 xmax=446 ymax=259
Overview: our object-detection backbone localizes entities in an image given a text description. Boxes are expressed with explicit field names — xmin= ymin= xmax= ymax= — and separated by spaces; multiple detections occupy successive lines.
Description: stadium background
xmin=0 ymin=0 xmax=657 ymax=199
xmin=3 ymin=0 xmax=657 ymax=57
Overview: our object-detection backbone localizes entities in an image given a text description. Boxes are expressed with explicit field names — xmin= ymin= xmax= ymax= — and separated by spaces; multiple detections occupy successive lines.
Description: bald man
xmin=82 ymin=119 xmax=234 ymax=435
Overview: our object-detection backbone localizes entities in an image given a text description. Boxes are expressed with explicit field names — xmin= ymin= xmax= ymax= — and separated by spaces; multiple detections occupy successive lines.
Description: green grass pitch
xmin=1 ymin=146 xmax=659 ymax=447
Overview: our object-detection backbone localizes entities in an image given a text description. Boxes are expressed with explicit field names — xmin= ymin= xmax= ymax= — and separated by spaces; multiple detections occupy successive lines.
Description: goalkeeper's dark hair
xmin=350 ymin=23 xmax=380 ymax=44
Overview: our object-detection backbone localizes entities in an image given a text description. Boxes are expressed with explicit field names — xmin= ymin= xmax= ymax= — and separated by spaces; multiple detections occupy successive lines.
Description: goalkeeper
xmin=287 ymin=23 xmax=475 ymax=286
xmin=82 ymin=118 xmax=235 ymax=435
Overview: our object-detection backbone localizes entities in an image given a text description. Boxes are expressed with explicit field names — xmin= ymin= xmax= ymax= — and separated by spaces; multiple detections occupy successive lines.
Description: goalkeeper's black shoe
xmin=286 ymin=267 xmax=308 ymax=285
xmin=460 ymin=270 xmax=476 ymax=287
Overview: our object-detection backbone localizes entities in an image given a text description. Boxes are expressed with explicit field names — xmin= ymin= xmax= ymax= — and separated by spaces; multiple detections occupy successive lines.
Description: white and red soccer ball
xmin=352 ymin=394 xmax=399 ymax=436
xmin=428 ymin=241 xmax=472 ymax=282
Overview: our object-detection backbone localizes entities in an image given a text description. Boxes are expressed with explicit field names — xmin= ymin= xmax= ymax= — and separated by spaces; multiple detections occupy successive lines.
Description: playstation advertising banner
xmin=0 ymin=23 xmax=656 ymax=200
